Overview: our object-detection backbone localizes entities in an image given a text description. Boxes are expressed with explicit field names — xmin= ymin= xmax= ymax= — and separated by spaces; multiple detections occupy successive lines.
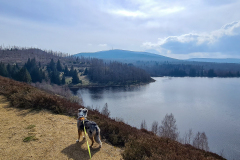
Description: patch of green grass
xmin=23 ymin=136 xmax=38 ymax=142
xmin=26 ymin=124 xmax=36 ymax=129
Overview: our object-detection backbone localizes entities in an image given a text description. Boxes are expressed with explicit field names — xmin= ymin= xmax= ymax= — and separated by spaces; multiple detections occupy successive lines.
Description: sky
xmin=0 ymin=0 xmax=240 ymax=59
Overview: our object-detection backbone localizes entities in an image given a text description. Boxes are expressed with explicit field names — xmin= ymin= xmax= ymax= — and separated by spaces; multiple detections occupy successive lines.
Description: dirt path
xmin=0 ymin=95 xmax=123 ymax=160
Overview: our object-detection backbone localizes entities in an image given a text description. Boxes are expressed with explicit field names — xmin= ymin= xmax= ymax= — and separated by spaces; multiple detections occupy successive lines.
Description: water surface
xmin=76 ymin=77 xmax=240 ymax=159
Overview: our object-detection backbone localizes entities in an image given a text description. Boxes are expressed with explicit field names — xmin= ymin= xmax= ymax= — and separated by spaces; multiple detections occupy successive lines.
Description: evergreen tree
xmin=0 ymin=62 xmax=9 ymax=77
xmin=16 ymin=67 xmax=32 ymax=83
xmin=30 ymin=58 xmax=36 ymax=68
xmin=31 ymin=67 xmax=43 ymax=83
xmin=50 ymin=69 xmax=61 ymax=85
xmin=72 ymin=69 xmax=80 ymax=84
xmin=25 ymin=58 xmax=37 ymax=73
xmin=57 ymin=59 xmax=63 ymax=71
xmin=48 ymin=59 xmax=56 ymax=72
xmin=69 ymin=65 xmax=74 ymax=76
xmin=11 ymin=65 xmax=19 ymax=80
xmin=64 ymin=65 xmax=69 ymax=76
xmin=25 ymin=58 xmax=31 ymax=70
xmin=83 ymin=68 xmax=88 ymax=75
xmin=6 ymin=63 xmax=12 ymax=77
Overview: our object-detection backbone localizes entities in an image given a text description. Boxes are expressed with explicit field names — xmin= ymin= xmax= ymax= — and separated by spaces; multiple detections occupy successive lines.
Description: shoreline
xmin=69 ymin=78 xmax=156 ymax=90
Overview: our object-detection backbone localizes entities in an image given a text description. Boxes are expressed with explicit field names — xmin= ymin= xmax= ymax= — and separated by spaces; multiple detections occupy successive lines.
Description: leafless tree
xmin=200 ymin=132 xmax=209 ymax=151
xmin=193 ymin=131 xmax=209 ymax=151
xmin=158 ymin=113 xmax=179 ymax=140
xmin=193 ymin=131 xmax=201 ymax=149
xmin=183 ymin=128 xmax=193 ymax=144
xmin=140 ymin=119 xmax=147 ymax=130
xmin=151 ymin=121 xmax=158 ymax=135
xmin=101 ymin=103 xmax=110 ymax=117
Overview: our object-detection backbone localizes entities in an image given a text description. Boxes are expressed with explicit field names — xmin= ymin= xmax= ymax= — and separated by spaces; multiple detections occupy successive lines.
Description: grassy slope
xmin=0 ymin=95 xmax=122 ymax=160
xmin=0 ymin=76 xmax=225 ymax=160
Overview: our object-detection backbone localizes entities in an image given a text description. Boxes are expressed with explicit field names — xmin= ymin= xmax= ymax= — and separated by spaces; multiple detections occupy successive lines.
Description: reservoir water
xmin=76 ymin=77 xmax=240 ymax=159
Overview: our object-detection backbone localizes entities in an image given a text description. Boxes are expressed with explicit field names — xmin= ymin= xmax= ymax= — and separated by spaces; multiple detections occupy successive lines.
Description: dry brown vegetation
xmin=0 ymin=47 xmax=72 ymax=66
xmin=0 ymin=95 xmax=122 ymax=159
xmin=0 ymin=76 xmax=226 ymax=160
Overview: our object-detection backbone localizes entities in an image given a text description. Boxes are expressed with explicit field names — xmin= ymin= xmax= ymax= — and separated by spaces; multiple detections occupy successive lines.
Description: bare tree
xmin=183 ymin=128 xmax=193 ymax=144
xmin=140 ymin=119 xmax=147 ymax=130
xmin=200 ymin=132 xmax=209 ymax=151
xmin=193 ymin=131 xmax=201 ymax=149
xmin=151 ymin=121 xmax=158 ymax=135
xmin=193 ymin=131 xmax=209 ymax=151
xmin=101 ymin=103 xmax=110 ymax=117
xmin=158 ymin=113 xmax=179 ymax=140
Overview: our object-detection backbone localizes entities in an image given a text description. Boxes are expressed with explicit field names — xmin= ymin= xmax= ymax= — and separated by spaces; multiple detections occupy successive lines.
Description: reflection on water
xmin=76 ymin=77 xmax=240 ymax=160
xmin=79 ymin=85 xmax=147 ymax=101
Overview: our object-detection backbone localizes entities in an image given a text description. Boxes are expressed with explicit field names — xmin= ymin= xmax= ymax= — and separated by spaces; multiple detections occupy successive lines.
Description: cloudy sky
xmin=0 ymin=0 xmax=240 ymax=59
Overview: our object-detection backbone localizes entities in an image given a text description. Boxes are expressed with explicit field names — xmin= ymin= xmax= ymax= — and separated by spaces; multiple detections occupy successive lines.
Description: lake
xmin=76 ymin=77 xmax=240 ymax=160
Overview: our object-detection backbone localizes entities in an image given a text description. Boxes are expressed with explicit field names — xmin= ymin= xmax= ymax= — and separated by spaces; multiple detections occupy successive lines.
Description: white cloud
xmin=111 ymin=10 xmax=146 ymax=18
xmin=98 ymin=44 xmax=108 ymax=47
xmin=108 ymin=3 xmax=185 ymax=19
xmin=142 ymin=21 xmax=240 ymax=58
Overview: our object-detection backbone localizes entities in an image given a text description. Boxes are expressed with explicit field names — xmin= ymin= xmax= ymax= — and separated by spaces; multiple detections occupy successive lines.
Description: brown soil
xmin=0 ymin=95 xmax=123 ymax=160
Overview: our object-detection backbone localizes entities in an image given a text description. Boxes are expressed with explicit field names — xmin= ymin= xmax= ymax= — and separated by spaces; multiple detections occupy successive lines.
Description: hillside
xmin=0 ymin=47 xmax=72 ymax=66
xmin=0 ymin=95 xmax=122 ymax=160
xmin=74 ymin=49 xmax=178 ymax=63
xmin=0 ymin=47 xmax=154 ymax=86
xmin=0 ymin=76 xmax=226 ymax=160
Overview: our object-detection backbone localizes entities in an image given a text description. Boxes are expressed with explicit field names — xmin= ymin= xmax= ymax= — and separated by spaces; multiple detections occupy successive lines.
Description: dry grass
xmin=0 ymin=95 xmax=123 ymax=159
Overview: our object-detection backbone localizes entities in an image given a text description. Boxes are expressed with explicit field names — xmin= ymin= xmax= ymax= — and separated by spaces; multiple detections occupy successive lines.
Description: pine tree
xmin=6 ymin=63 xmax=12 ymax=77
xmin=64 ymin=65 xmax=69 ymax=76
xmin=31 ymin=67 xmax=42 ymax=83
xmin=57 ymin=59 xmax=63 ymax=71
xmin=25 ymin=58 xmax=31 ymax=70
xmin=50 ymin=69 xmax=61 ymax=85
xmin=11 ymin=65 xmax=19 ymax=80
xmin=48 ymin=59 xmax=56 ymax=72
xmin=83 ymin=68 xmax=88 ymax=75
xmin=72 ymin=69 xmax=80 ymax=84
xmin=69 ymin=65 xmax=74 ymax=76
xmin=25 ymin=58 xmax=37 ymax=73
xmin=0 ymin=62 xmax=9 ymax=77
xmin=17 ymin=67 xmax=32 ymax=83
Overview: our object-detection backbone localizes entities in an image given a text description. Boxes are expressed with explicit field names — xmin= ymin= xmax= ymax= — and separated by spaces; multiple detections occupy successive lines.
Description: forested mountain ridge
xmin=75 ymin=49 xmax=240 ymax=77
xmin=74 ymin=49 xmax=178 ymax=62
xmin=0 ymin=46 xmax=154 ymax=86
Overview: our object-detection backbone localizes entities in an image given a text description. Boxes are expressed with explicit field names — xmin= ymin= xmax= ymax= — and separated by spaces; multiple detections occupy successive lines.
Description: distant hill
xmin=74 ymin=49 xmax=178 ymax=62
xmin=187 ymin=58 xmax=240 ymax=63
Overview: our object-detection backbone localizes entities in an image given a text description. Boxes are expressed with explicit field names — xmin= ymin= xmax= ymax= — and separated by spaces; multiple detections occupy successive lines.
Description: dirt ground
xmin=0 ymin=95 xmax=123 ymax=160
